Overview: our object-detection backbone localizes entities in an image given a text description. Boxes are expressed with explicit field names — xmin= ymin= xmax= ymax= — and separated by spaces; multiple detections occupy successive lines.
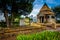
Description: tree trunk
xmin=11 ymin=12 xmax=14 ymax=26
xmin=4 ymin=10 xmax=9 ymax=27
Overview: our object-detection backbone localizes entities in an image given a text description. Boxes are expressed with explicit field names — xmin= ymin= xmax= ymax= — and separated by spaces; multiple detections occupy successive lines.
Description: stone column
xmin=49 ymin=15 xmax=52 ymax=23
xmin=44 ymin=15 xmax=45 ymax=23
xmin=40 ymin=17 xmax=42 ymax=23
xmin=50 ymin=15 xmax=51 ymax=19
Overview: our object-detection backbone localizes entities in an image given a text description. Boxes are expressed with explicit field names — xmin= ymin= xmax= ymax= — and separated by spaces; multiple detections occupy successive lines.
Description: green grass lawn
xmin=16 ymin=30 xmax=60 ymax=40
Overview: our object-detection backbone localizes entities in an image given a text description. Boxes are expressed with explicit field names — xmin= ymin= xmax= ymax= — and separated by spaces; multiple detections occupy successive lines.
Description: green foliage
xmin=13 ymin=22 xmax=19 ymax=26
xmin=16 ymin=30 xmax=60 ymax=40
xmin=0 ymin=0 xmax=35 ymax=27
xmin=52 ymin=6 xmax=60 ymax=13
xmin=52 ymin=6 xmax=60 ymax=16
xmin=0 ymin=22 xmax=6 ymax=27
xmin=52 ymin=6 xmax=60 ymax=22
xmin=56 ymin=20 xmax=60 ymax=23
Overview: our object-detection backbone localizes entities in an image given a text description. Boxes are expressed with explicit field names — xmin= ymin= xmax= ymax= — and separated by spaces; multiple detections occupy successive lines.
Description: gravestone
xmin=19 ymin=19 xmax=25 ymax=26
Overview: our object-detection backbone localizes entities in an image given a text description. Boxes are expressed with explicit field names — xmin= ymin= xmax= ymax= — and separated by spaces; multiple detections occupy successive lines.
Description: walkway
xmin=0 ymin=26 xmax=60 ymax=40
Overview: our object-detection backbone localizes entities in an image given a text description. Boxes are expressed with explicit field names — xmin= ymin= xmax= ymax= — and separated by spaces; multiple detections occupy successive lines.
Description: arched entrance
xmin=39 ymin=16 xmax=44 ymax=23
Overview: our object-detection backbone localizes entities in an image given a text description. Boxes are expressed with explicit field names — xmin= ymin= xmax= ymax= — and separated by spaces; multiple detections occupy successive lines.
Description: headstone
xmin=33 ymin=17 xmax=37 ymax=23
xmin=19 ymin=19 xmax=25 ymax=26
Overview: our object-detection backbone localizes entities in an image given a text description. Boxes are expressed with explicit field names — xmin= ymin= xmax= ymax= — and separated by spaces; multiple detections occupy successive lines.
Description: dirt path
xmin=46 ymin=26 xmax=60 ymax=31
xmin=0 ymin=26 xmax=60 ymax=40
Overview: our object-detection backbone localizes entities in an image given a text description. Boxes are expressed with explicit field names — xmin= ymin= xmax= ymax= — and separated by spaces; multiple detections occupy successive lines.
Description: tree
xmin=0 ymin=0 xmax=11 ymax=27
xmin=10 ymin=0 xmax=35 ymax=26
xmin=0 ymin=0 xmax=35 ymax=27
xmin=52 ymin=5 xmax=60 ymax=23
xmin=52 ymin=6 xmax=60 ymax=16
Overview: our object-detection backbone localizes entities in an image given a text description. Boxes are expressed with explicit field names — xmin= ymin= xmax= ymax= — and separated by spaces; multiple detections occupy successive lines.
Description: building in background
xmin=37 ymin=3 xmax=55 ymax=23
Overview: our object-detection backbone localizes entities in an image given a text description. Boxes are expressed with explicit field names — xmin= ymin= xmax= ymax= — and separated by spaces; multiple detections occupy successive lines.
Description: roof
xmin=37 ymin=3 xmax=54 ymax=15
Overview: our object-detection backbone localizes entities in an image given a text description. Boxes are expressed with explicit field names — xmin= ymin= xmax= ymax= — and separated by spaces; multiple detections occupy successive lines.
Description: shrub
xmin=0 ymin=22 xmax=6 ymax=27
xmin=56 ymin=20 xmax=60 ymax=23
xmin=16 ymin=30 xmax=60 ymax=40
